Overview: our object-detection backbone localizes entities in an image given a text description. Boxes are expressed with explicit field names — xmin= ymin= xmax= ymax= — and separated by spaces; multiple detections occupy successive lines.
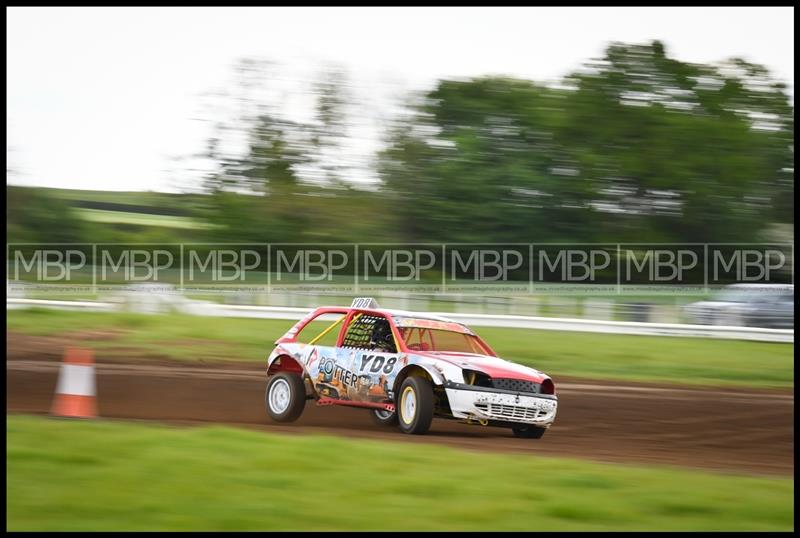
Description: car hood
xmin=412 ymin=351 xmax=548 ymax=383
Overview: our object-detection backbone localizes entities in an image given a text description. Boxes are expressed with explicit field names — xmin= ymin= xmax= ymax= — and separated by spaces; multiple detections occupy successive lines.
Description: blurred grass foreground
xmin=7 ymin=415 xmax=793 ymax=531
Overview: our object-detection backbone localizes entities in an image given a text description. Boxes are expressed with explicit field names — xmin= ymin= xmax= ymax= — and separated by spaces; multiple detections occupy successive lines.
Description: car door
xmin=333 ymin=311 xmax=403 ymax=403
xmin=289 ymin=310 xmax=350 ymax=400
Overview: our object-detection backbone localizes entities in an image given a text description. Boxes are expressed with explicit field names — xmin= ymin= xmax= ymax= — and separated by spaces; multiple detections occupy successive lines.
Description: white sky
xmin=6 ymin=6 xmax=795 ymax=193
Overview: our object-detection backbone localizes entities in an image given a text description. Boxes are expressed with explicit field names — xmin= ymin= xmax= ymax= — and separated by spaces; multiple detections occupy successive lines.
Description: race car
xmin=264 ymin=298 xmax=557 ymax=438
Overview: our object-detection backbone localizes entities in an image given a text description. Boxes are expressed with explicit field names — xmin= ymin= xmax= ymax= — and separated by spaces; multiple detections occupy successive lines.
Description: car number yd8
xmin=360 ymin=354 xmax=397 ymax=374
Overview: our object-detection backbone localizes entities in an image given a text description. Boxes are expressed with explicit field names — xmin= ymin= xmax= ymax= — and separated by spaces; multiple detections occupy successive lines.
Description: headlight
xmin=462 ymin=369 xmax=492 ymax=387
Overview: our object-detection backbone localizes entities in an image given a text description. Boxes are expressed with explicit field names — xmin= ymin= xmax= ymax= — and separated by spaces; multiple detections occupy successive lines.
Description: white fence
xmin=7 ymin=298 xmax=793 ymax=343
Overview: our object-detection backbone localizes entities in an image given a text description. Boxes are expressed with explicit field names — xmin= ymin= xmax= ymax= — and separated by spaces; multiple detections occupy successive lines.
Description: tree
xmin=560 ymin=40 xmax=794 ymax=242
xmin=379 ymin=41 xmax=794 ymax=244
xmin=6 ymin=186 xmax=86 ymax=243
xmin=198 ymin=59 xmax=388 ymax=243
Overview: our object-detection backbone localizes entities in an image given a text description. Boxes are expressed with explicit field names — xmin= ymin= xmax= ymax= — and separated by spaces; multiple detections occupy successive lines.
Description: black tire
xmin=396 ymin=376 xmax=434 ymax=435
xmin=512 ymin=424 xmax=547 ymax=439
xmin=265 ymin=372 xmax=306 ymax=423
xmin=370 ymin=408 xmax=398 ymax=427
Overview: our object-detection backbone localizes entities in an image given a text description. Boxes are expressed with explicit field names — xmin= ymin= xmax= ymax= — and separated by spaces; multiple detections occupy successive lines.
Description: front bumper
xmin=443 ymin=381 xmax=558 ymax=426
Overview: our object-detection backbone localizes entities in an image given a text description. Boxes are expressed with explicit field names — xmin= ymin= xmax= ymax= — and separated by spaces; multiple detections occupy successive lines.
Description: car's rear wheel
xmin=265 ymin=372 xmax=306 ymax=423
xmin=511 ymin=424 xmax=547 ymax=439
xmin=397 ymin=376 xmax=434 ymax=435
xmin=370 ymin=408 xmax=398 ymax=427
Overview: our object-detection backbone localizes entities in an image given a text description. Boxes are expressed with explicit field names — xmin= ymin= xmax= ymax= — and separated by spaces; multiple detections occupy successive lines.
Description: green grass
xmin=76 ymin=208 xmax=217 ymax=230
xmin=43 ymin=186 xmax=210 ymax=213
xmin=6 ymin=309 xmax=793 ymax=388
xmin=6 ymin=415 xmax=793 ymax=531
xmin=476 ymin=324 xmax=793 ymax=388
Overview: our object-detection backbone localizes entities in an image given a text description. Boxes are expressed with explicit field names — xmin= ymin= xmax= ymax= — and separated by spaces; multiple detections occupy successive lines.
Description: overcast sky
xmin=6 ymin=7 xmax=795 ymax=193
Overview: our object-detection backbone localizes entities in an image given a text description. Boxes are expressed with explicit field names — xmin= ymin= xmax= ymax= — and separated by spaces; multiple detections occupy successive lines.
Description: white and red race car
xmin=265 ymin=298 xmax=557 ymax=438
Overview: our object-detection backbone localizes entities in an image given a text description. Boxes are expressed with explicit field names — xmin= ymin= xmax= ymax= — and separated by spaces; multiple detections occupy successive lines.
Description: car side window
xmin=402 ymin=327 xmax=420 ymax=349
xmin=401 ymin=327 xmax=433 ymax=351
xmin=342 ymin=314 xmax=397 ymax=353
xmin=294 ymin=312 xmax=346 ymax=346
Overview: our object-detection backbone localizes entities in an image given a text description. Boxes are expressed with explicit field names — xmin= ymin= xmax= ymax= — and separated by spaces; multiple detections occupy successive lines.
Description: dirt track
xmin=6 ymin=350 xmax=793 ymax=476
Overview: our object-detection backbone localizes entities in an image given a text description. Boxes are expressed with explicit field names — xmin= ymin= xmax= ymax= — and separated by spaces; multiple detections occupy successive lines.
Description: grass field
xmin=44 ymin=186 xmax=209 ymax=213
xmin=76 ymin=208 xmax=217 ymax=230
xmin=6 ymin=415 xmax=793 ymax=531
xmin=6 ymin=308 xmax=793 ymax=388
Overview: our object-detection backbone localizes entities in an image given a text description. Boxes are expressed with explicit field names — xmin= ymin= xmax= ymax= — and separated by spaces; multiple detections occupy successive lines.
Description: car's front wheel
xmin=511 ymin=424 xmax=547 ymax=439
xmin=265 ymin=372 xmax=306 ymax=423
xmin=397 ymin=376 xmax=434 ymax=435
xmin=370 ymin=408 xmax=398 ymax=427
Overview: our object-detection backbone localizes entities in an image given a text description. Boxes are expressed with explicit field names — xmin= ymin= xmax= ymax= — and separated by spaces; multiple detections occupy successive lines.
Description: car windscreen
xmin=715 ymin=289 xmax=791 ymax=303
xmin=398 ymin=326 xmax=489 ymax=354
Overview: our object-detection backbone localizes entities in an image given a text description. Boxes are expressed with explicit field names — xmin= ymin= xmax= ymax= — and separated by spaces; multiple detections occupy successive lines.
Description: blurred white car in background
xmin=683 ymin=284 xmax=794 ymax=329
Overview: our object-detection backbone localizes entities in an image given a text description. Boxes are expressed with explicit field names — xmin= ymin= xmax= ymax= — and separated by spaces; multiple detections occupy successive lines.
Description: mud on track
xmin=6 ymin=356 xmax=794 ymax=476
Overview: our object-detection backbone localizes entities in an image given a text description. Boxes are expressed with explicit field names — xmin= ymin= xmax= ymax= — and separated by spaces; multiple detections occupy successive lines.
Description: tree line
xmin=8 ymin=42 xmax=794 ymax=246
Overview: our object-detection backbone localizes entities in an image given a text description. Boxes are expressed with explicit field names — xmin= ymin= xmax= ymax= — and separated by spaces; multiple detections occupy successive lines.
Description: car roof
xmin=381 ymin=308 xmax=461 ymax=323
xmin=725 ymin=283 xmax=793 ymax=290
xmin=315 ymin=305 xmax=461 ymax=324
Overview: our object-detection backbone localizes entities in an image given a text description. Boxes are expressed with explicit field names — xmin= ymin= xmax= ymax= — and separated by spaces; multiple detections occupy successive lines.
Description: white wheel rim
xmin=269 ymin=378 xmax=291 ymax=414
xmin=400 ymin=386 xmax=416 ymax=424
xmin=374 ymin=409 xmax=393 ymax=420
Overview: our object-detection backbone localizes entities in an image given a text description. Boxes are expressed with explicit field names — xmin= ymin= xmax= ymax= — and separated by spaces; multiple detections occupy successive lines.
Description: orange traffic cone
xmin=51 ymin=347 xmax=97 ymax=418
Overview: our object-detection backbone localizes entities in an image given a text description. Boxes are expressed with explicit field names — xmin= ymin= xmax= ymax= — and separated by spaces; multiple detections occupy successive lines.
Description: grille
xmin=491 ymin=378 xmax=540 ymax=394
xmin=475 ymin=403 xmax=547 ymax=421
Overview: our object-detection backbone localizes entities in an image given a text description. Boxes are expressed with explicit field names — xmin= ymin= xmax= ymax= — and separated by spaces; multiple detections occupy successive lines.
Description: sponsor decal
xmin=314 ymin=355 xmax=395 ymax=402
xmin=319 ymin=358 xmax=358 ymax=389
xmin=306 ymin=348 xmax=319 ymax=368
xmin=394 ymin=317 xmax=473 ymax=334
xmin=358 ymin=354 xmax=398 ymax=374
xmin=351 ymin=297 xmax=380 ymax=309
